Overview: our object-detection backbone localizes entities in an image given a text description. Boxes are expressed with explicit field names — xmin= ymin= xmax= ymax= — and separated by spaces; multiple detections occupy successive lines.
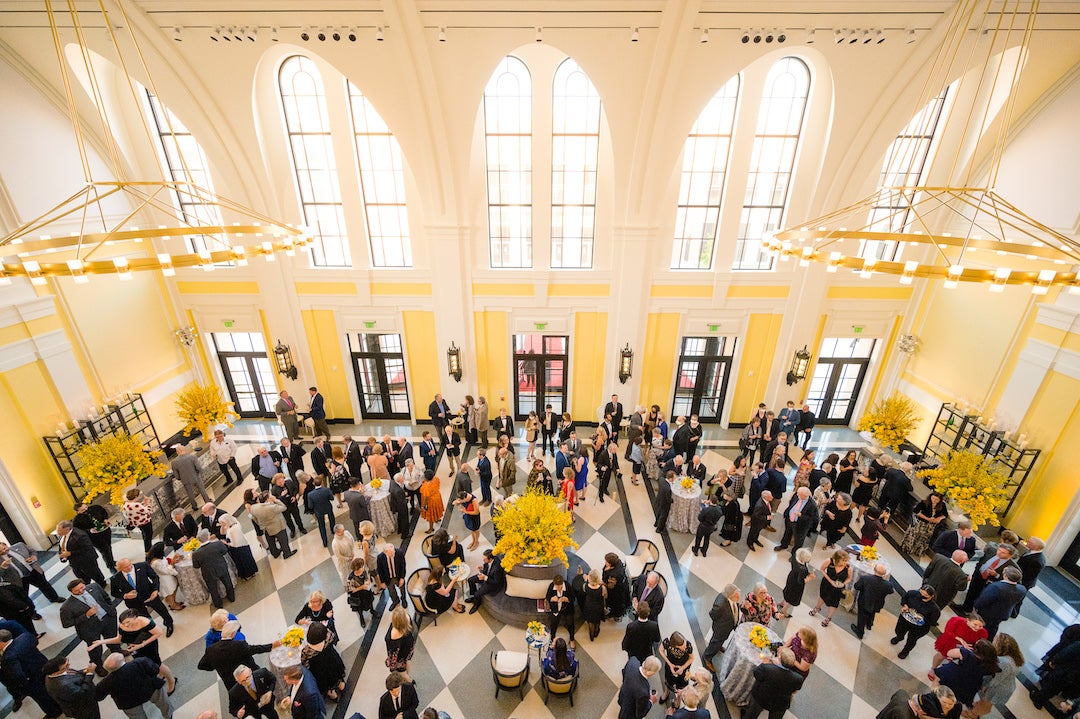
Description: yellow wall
xmin=402 ymin=311 xmax=441 ymax=420
xmin=639 ymin=313 xmax=681 ymax=412
xmin=473 ymin=311 xmax=510 ymax=411
xmin=300 ymin=310 xmax=353 ymax=422
xmin=1007 ymin=370 xmax=1080 ymax=537
xmin=571 ymin=312 xmax=608 ymax=419
xmin=0 ymin=361 xmax=76 ymax=534
xmin=731 ymin=314 xmax=784 ymax=422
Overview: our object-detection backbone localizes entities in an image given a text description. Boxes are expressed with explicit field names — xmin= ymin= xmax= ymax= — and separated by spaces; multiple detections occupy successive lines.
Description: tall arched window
xmin=483 ymin=56 xmax=532 ymax=269
xmin=551 ymin=58 xmax=601 ymax=269
xmin=278 ymin=55 xmax=350 ymax=268
xmin=733 ymin=57 xmax=810 ymax=271
xmin=672 ymin=75 xmax=741 ymax=270
xmin=144 ymin=89 xmax=223 ymax=254
xmin=347 ymin=81 xmax=413 ymax=268
xmin=863 ymin=88 xmax=952 ymax=261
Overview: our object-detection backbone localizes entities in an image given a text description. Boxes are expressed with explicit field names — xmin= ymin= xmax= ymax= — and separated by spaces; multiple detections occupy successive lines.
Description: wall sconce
xmin=273 ymin=340 xmax=299 ymax=380
xmin=447 ymin=342 xmax=463 ymax=382
xmin=619 ymin=343 xmax=634 ymax=384
xmin=174 ymin=326 xmax=198 ymax=348
xmin=786 ymin=345 xmax=811 ymax=385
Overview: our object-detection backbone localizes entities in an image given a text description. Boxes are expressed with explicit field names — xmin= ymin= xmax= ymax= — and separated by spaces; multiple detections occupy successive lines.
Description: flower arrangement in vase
xmin=680 ymin=477 xmax=695 ymax=490
xmin=918 ymin=450 xmax=1009 ymax=528
xmin=182 ymin=537 xmax=202 ymax=553
xmin=859 ymin=546 xmax=878 ymax=562
xmin=79 ymin=434 xmax=166 ymax=505
xmin=493 ymin=489 xmax=578 ymax=571
xmin=175 ymin=383 xmax=239 ymax=441
xmin=857 ymin=393 xmax=920 ymax=451
xmin=281 ymin=627 xmax=306 ymax=648
xmin=749 ymin=625 xmax=771 ymax=648
xmin=369 ymin=478 xmax=383 ymax=490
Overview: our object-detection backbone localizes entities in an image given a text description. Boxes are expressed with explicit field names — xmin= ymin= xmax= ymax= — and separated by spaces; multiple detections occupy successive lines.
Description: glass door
xmin=513 ymin=334 xmax=568 ymax=420
xmin=212 ymin=333 xmax=277 ymax=418
xmin=671 ymin=336 xmax=737 ymax=424
xmin=1062 ymin=530 xmax=1080 ymax=582
xmin=805 ymin=337 xmax=877 ymax=425
xmin=348 ymin=333 xmax=411 ymax=420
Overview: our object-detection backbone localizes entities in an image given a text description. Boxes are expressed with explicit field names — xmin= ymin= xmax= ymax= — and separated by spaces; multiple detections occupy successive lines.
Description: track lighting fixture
xmin=172 ymin=26 xmax=182 ymax=42
xmin=740 ymin=29 xmax=750 ymax=44
xmin=699 ymin=28 xmax=709 ymax=43
xmin=906 ymin=28 xmax=917 ymax=44
xmin=848 ymin=29 xmax=860 ymax=44
xmin=805 ymin=28 xmax=816 ymax=44
xmin=834 ymin=28 xmax=845 ymax=44
xmin=776 ymin=30 xmax=787 ymax=43
xmin=631 ymin=26 xmax=639 ymax=43
xmin=210 ymin=26 xmax=222 ymax=42
xmin=317 ymin=28 xmax=327 ymax=41
xmin=438 ymin=26 xmax=446 ymax=42
xmin=231 ymin=26 xmax=242 ymax=42
xmin=246 ymin=26 xmax=257 ymax=42
xmin=764 ymin=29 xmax=774 ymax=43
xmin=752 ymin=29 xmax=763 ymax=43
xmin=535 ymin=26 xmax=543 ymax=43
xmin=331 ymin=29 xmax=340 ymax=41
xmin=300 ymin=28 xmax=310 ymax=42
xmin=271 ymin=27 xmax=279 ymax=42
xmin=376 ymin=26 xmax=384 ymax=42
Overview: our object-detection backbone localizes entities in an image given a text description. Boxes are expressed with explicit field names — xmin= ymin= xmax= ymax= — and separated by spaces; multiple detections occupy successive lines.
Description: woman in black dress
xmin=430 ymin=529 xmax=465 ymax=568
xmin=424 ymin=566 xmax=465 ymax=614
xmin=384 ymin=606 xmax=415 ymax=682
xmin=835 ymin=450 xmax=859 ymax=495
xmin=577 ymin=568 xmax=607 ymax=641
xmin=810 ymin=550 xmax=851 ymax=627
xmin=301 ymin=622 xmax=347 ymax=701
xmin=719 ymin=490 xmax=743 ymax=545
xmin=602 ymin=553 xmax=631 ymax=620
xmin=851 ymin=466 xmax=880 ymax=523
xmin=659 ymin=631 xmax=694 ymax=704
xmin=296 ymin=591 xmax=337 ymax=644
xmin=115 ymin=610 xmax=166 ymax=665
xmin=346 ymin=558 xmax=375 ymax=628
xmin=820 ymin=493 xmax=854 ymax=548
xmin=775 ymin=548 xmax=815 ymax=619
xmin=901 ymin=492 xmax=949 ymax=556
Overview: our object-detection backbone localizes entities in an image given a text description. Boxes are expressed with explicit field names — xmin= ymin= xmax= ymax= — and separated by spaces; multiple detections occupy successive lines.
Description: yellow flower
xmin=493 ymin=489 xmax=578 ymax=571
xmin=749 ymin=626 xmax=771 ymax=648
xmin=79 ymin=434 xmax=166 ymax=505
xmin=281 ymin=627 xmax=306 ymax=648
xmin=857 ymin=393 xmax=920 ymax=451
xmin=175 ymin=383 xmax=239 ymax=438
xmin=370 ymin=478 xmax=383 ymax=490
xmin=918 ymin=450 xmax=1009 ymax=528
xmin=182 ymin=538 xmax=202 ymax=552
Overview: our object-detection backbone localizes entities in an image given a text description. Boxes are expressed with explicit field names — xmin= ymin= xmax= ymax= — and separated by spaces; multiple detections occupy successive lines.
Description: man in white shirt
xmin=208 ymin=430 xmax=243 ymax=485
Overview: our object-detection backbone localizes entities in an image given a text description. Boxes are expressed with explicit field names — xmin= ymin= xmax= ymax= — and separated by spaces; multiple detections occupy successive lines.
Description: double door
xmin=212 ymin=333 xmax=277 ymax=418
xmin=513 ymin=334 xmax=568 ymax=420
xmin=671 ymin=336 xmax=736 ymax=423
xmin=805 ymin=337 xmax=876 ymax=425
xmin=348 ymin=333 xmax=411 ymax=420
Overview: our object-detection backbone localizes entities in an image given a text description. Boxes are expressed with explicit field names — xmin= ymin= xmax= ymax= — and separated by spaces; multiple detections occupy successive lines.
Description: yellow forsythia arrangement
xmin=175 ymin=383 xmax=239 ymax=439
xmin=526 ymin=621 xmax=546 ymax=637
xmin=857 ymin=393 xmax=920 ymax=451
xmin=369 ymin=478 xmax=383 ymax=490
xmin=680 ymin=477 xmax=695 ymax=490
xmin=918 ymin=450 xmax=1009 ymax=528
xmin=281 ymin=627 xmax=306 ymax=648
xmin=80 ymin=434 xmax=166 ymax=505
xmin=749 ymin=625 xmax=771 ymax=649
xmin=859 ymin=546 xmax=879 ymax=561
xmin=493 ymin=489 xmax=579 ymax=571
xmin=182 ymin=537 xmax=202 ymax=553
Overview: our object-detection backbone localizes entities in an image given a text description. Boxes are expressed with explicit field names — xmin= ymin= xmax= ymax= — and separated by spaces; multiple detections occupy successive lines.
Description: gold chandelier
xmin=768 ymin=0 xmax=1080 ymax=294
xmin=0 ymin=0 xmax=309 ymax=286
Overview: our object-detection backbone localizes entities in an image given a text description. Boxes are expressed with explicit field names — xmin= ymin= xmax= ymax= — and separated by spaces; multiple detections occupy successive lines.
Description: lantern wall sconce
xmin=273 ymin=340 xmax=299 ymax=380
xmin=619 ymin=343 xmax=634 ymax=384
xmin=786 ymin=345 xmax=811 ymax=385
xmin=447 ymin=342 xmax=463 ymax=382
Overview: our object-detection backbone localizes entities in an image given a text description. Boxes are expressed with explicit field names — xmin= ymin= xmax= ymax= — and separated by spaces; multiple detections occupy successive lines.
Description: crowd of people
xmin=0 ymin=388 xmax=1069 ymax=719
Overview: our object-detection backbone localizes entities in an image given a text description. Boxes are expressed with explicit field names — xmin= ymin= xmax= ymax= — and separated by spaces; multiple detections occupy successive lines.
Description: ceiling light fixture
xmin=631 ymin=26 xmax=639 ymax=43
xmin=375 ymin=26 xmax=384 ymax=42
xmin=271 ymin=26 xmax=279 ymax=42
xmin=806 ymin=28 xmax=816 ymax=44
xmin=438 ymin=26 xmax=446 ymax=42
xmin=535 ymin=26 xmax=543 ymax=43
xmin=699 ymin=28 xmax=709 ymax=43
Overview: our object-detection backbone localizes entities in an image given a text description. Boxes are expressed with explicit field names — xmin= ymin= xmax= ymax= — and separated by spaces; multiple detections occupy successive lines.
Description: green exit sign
xmin=535 ymin=322 xmax=547 ymax=330
xmin=708 ymin=324 xmax=719 ymax=332
xmin=364 ymin=321 xmax=377 ymax=329
xmin=223 ymin=320 xmax=234 ymax=328
xmin=853 ymin=326 xmax=864 ymax=334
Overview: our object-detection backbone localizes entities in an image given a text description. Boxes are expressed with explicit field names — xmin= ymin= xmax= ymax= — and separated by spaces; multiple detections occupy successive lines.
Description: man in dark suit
xmin=1013 ymin=536 xmax=1045 ymax=616
xmin=545 ymin=574 xmax=575 ymax=643
xmin=775 ymin=486 xmax=819 ymax=553
xmin=55 ymin=521 xmax=106 ymax=587
xmin=973 ymin=567 xmax=1027 ymax=639
xmin=596 ymin=442 xmax=620 ymax=502
xmin=555 ymin=443 xmax=571 ymax=483
xmin=616 ymin=655 xmax=660 ymax=719
xmin=71 ymin=502 xmax=116 ymax=573
xmin=250 ymin=445 xmax=284 ymax=493
xmin=0 ymin=580 xmax=37 ymax=636
xmin=492 ymin=408 xmax=514 ymax=442
xmin=654 ymin=472 xmax=674 ymax=535
xmin=197 ymin=620 xmax=278 ymax=687
xmin=428 ymin=394 xmax=452 ymax=434
xmin=191 ymin=530 xmax=234 ymax=609
xmin=388 ymin=476 xmax=411 ymax=540
xmin=693 ymin=495 xmax=722 ymax=557
xmin=473 ymin=448 xmax=493 ymax=505
xmin=229 ymin=665 xmax=278 ymax=719
xmin=396 ymin=437 xmax=414 ymax=467
xmin=958 ymin=543 xmax=1018 ymax=614
xmin=272 ymin=473 xmax=308 ymax=538
xmin=630 ymin=571 xmax=666 ymax=620
xmin=686 ymin=455 xmax=707 ymax=485
xmin=604 ymin=394 xmax=624 ymax=440
xmin=621 ymin=602 xmax=661 ymax=663
xmin=923 ymin=550 xmax=970 ymax=609
xmin=198 ymin=502 xmax=229 ymax=540
xmin=746 ymin=491 xmax=774 ymax=551
xmin=877 ymin=688 xmax=957 ymax=719
xmin=0 ymin=628 xmax=63 ymax=717
xmin=162 ymin=509 xmax=198 ymax=554
xmin=701 ymin=584 xmax=741 ymax=673
xmin=418 ymin=431 xmax=439 ymax=474
xmin=310 ymin=437 xmax=329 ymax=478
xmin=308 ymin=386 xmax=330 ymax=439
xmin=466 ymin=550 xmax=504 ymax=614
xmin=306 ymin=476 xmax=336 ymax=546
xmin=282 ymin=664 xmax=325 ymax=719
xmin=377 ymin=546 xmax=407 ymax=610
xmin=0 ymin=542 xmax=61 ymax=605
xmin=540 ymin=404 xmax=557 ymax=455
xmin=342 ymin=435 xmax=364 ymax=480
xmin=279 ymin=438 xmax=306 ymax=478
xmin=96 ymin=652 xmax=172 ymax=719
xmin=879 ymin=462 xmax=915 ymax=522
xmin=851 ymin=563 xmax=894 ymax=638
xmin=109 ymin=558 xmax=174 ymax=635
xmin=44 ymin=656 xmax=100 ymax=719
xmin=744 ymin=648 xmax=806 ymax=719
xmin=343 ymin=478 xmax=371 ymax=536
xmin=932 ymin=521 xmax=977 ymax=558
xmin=671 ymin=416 xmax=691 ymax=458
xmin=60 ymin=579 xmax=119 ymax=668
xmin=761 ymin=432 xmax=789 ymax=470
xmin=378 ymin=671 xmax=419 ymax=719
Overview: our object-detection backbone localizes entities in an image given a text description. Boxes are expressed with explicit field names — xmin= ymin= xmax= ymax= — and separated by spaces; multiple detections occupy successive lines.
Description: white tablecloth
xmin=667 ymin=481 xmax=703 ymax=533
xmin=717 ymin=622 xmax=782 ymax=706
xmin=268 ymin=625 xmax=306 ymax=701
xmin=367 ymin=485 xmax=396 ymax=538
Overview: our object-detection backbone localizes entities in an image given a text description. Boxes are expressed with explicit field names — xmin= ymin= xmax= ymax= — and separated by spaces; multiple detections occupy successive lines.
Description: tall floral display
xmin=857 ymin=393 xmax=920 ymax=451
xmin=493 ymin=490 xmax=578 ymax=570
xmin=80 ymin=434 xmax=166 ymax=505
xmin=919 ymin=450 xmax=1009 ymax=528
xmin=175 ymin=383 xmax=239 ymax=440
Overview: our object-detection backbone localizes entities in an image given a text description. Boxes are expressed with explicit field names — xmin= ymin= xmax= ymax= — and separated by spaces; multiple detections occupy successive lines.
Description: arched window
xmin=672 ymin=75 xmax=741 ymax=270
xmin=144 ymin=89 xmax=223 ymax=254
xmin=733 ymin=57 xmax=810 ymax=271
xmin=347 ymin=81 xmax=413 ymax=268
xmin=277 ymin=55 xmax=350 ymax=268
xmin=863 ymin=88 xmax=952 ymax=261
xmin=551 ymin=58 xmax=601 ymax=269
xmin=483 ymin=56 xmax=532 ymax=268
